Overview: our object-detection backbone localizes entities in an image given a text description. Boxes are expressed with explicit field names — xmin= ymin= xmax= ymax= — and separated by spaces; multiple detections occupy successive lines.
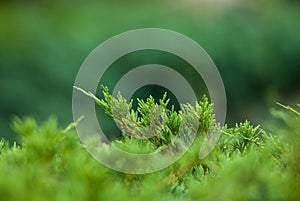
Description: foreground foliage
xmin=0 ymin=88 xmax=299 ymax=201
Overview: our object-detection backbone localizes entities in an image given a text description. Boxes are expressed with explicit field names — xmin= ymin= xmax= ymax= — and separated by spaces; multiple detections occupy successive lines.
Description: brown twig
xmin=160 ymin=159 xmax=196 ymax=187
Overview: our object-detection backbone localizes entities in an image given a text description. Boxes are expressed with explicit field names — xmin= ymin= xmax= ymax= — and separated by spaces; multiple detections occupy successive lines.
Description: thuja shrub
xmin=0 ymin=86 xmax=299 ymax=201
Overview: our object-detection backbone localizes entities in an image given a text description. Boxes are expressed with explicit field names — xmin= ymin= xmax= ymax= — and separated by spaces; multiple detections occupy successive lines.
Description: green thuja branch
xmin=276 ymin=102 xmax=300 ymax=116
xmin=62 ymin=116 xmax=84 ymax=133
xmin=74 ymin=85 xmax=269 ymax=158
xmin=74 ymin=85 xmax=214 ymax=149
xmin=219 ymin=121 xmax=266 ymax=155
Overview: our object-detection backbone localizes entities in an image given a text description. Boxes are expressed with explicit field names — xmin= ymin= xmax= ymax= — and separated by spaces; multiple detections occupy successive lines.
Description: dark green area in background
xmin=1 ymin=0 xmax=300 ymax=142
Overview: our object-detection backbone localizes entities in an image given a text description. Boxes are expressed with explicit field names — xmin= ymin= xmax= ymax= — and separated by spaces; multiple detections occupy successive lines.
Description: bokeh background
xmin=1 ymin=0 xmax=300 ymax=142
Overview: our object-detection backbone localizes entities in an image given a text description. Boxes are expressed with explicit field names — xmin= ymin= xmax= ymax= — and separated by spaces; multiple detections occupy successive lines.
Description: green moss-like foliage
xmin=0 ymin=87 xmax=299 ymax=201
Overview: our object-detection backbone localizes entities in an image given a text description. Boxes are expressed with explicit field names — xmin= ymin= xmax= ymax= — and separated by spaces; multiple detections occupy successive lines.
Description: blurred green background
xmin=1 ymin=0 xmax=300 ymax=142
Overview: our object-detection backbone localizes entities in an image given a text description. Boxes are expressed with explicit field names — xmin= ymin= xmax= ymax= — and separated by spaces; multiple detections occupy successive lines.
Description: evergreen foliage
xmin=0 ymin=86 xmax=299 ymax=201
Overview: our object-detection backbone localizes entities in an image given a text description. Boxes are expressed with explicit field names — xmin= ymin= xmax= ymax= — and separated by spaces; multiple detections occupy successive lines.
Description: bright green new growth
xmin=96 ymin=85 xmax=214 ymax=151
xmin=0 ymin=86 xmax=299 ymax=201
